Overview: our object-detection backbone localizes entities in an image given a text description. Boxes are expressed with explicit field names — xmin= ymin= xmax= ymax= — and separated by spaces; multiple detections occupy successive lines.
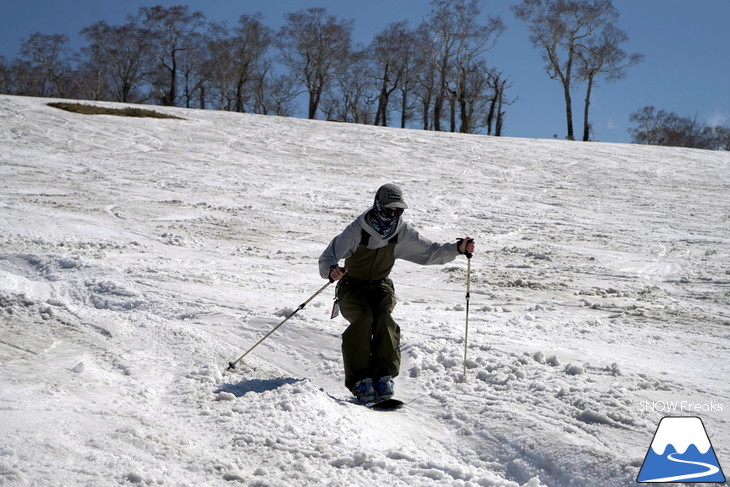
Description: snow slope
xmin=1 ymin=94 xmax=728 ymax=486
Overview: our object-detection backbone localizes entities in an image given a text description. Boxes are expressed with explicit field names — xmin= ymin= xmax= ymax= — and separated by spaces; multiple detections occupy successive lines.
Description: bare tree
xmin=19 ymin=33 xmax=71 ymax=98
xmin=629 ymin=106 xmax=724 ymax=150
xmin=485 ymin=69 xmax=501 ymax=135
xmin=230 ymin=14 xmax=273 ymax=112
xmin=203 ymin=15 xmax=272 ymax=112
xmin=453 ymin=32 xmax=506 ymax=133
xmin=576 ymin=23 xmax=643 ymax=141
xmin=455 ymin=59 xmax=493 ymax=133
xmin=178 ymin=31 xmax=208 ymax=109
xmin=140 ymin=5 xmax=206 ymax=106
xmin=250 ymin=64 xmax=297 ymax=116
xmin=78 ymin=22 xmax=112 ymax=100
xmin=0 ymin=57 xmax=11 ymax=93
xmin=267 ymin=73 xmax=299 ymax=117
xmin=194 ymin=44 xmax=213 ymax=110
xmin=278 ymin=8 xmax=353 ymax=119
xmin=203 ymin=16 xmax=272 ymax=113
xmin=426 ymin=0 xmax=505 ymax=132
xmin=205 ymin=24 xmax=237 ymax=110
xmin=714 ymin=126 xmax=730 ymax=151
xmin=493 ymin=76 xmax=516 ymax=136
xmin=427 ymin=1 xmax=458 ymax=131
xmin=414 ymin=52 xmax=437 ymax=131
xmin=325 ymin=49 xmax=373 ymax=124
xmin=484 ymin=69 xmax=515 ymax=136
xmin=370 ymin=22 xmax=410 ymax=126
xmin=80 ymin=19 xmax=152 ymax=103
xmin=392 ymin=26 xmax=421 ymax=129
xmin=3 ymin=59 xmax=32 ymax=96
xmin=512 ymin=0 xmax=616 ymax=140
xmin=408 ymin=23 xmax=435 ymax=130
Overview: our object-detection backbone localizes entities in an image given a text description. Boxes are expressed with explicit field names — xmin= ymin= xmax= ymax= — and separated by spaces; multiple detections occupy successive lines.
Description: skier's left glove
xmin=457 ymin=237 xmax=475 ymax=259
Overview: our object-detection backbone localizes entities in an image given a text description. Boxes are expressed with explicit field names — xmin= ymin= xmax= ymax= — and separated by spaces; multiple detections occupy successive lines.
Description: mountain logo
xmin=637 ymin=416 xmax=725 ymax=483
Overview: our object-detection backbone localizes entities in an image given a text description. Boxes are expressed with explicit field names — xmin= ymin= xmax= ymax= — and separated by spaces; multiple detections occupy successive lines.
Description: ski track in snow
xmin=1 ymin=95 xmax=729 ymax=486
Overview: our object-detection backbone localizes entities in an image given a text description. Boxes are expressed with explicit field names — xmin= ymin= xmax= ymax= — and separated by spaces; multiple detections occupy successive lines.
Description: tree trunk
xmin=563 ymin=81 xmax=574 ymax=140
xmin=495 ymin=88 xmax=504 ymax=136
xmin=166 ymin=58 xmax=177 ymax=106
xmin=449 ymin=95 xmax=456 ymax=132
xmin=121 ymin=82 xmax=130 ymax=103
xmin=458 ymin=74 xmax=468 ymax=133
xmin=308 ymin=81 xmax=323 ymax=119
xmin=400 ymin=88 xmax=408 ymax=129
xmin=308 ymin=92 xmax=318 ymax=119
xmin=486 ymin=96 xmax=496 ymax=135
xmin=460 ymin=97 xmax=468 ymax=133
xmin=235 ymin=77 xmax=245 ymax=112
xmin=375 ymin=65 xmax=390 ymax=126
xmin=582 ymin=74 xmax=594 ymax=142
xmin=422 ymin=97 xmax=430 ymax=131
xmin=375 ymin=83 xmax=389 ymax=126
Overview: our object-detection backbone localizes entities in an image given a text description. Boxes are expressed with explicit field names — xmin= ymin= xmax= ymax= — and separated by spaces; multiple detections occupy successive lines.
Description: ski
xmin=321 ymin=388 xmax=404 ymax=410
xmin=359 ymin=398 xmax=404 ymax=410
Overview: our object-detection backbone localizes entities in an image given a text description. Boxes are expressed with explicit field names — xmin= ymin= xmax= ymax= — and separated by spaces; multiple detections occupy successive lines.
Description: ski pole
xmin=227 ymin=280 xmax=332 ymax=371
xmin=462 ymin=243 xmax=473 ymax=382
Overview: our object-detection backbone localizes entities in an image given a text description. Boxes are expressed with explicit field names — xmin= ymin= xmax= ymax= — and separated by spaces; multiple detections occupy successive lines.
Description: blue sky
xmin=2 ymin=0 xmax=728 ymax=143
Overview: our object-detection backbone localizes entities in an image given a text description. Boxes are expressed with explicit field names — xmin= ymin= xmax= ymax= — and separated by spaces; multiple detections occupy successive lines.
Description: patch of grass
xmin=48 ymin=102 xmax=184 ymax=120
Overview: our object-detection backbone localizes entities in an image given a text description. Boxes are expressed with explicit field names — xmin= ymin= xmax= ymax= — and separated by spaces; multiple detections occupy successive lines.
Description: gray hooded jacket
xmin=318 ymin=210 xmax=460 ymax=279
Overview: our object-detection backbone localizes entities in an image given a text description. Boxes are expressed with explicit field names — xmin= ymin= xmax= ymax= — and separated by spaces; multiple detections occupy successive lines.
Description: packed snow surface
xmin=1 ymin=95 xmax=728 ymax=486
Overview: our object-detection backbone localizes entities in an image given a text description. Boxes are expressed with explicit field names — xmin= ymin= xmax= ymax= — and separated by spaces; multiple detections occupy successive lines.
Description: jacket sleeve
xmin=318 ymin=220 xmax=362 ymax=279
xmin=394 ymin=223 xmax=460 ymax=265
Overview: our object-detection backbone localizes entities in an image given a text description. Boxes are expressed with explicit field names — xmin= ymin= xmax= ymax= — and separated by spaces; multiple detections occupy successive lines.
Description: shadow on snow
xmin=216 ymin=377 xmax=305 ymax=397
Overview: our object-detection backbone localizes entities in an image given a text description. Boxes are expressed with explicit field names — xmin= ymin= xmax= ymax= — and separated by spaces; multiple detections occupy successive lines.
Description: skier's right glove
xmin=329 ymin=265 xmax=347 ymax=282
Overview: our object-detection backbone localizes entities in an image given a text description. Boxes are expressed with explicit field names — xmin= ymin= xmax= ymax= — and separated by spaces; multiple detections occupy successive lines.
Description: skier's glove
xmin=457 ymin=238 xmax=474 ymax=259
xmin=329 ymin=265 xmax=347 ymax=283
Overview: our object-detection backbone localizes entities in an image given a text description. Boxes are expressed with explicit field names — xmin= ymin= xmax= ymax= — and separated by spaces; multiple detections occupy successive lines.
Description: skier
xmin=319 ymin=183 xmax=475 ymax=402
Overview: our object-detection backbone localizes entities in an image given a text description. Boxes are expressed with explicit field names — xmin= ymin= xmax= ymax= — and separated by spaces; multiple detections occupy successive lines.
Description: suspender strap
xmin=359 ymin=229 xmax=398 ymax=247
xmin=360 ymin=229 xmax=370 ymax=247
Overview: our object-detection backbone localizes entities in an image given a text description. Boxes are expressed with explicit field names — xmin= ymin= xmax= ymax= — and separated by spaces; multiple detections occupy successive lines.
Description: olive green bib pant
xmin=337 ymin=232 xmax=400 ymax=392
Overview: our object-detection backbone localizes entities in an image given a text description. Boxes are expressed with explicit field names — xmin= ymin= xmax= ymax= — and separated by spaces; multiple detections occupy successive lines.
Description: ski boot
xmin=376 ymin=376 xmax=395 ymax=400
xmin=352 ymin=378 xmax=376 ymax=403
